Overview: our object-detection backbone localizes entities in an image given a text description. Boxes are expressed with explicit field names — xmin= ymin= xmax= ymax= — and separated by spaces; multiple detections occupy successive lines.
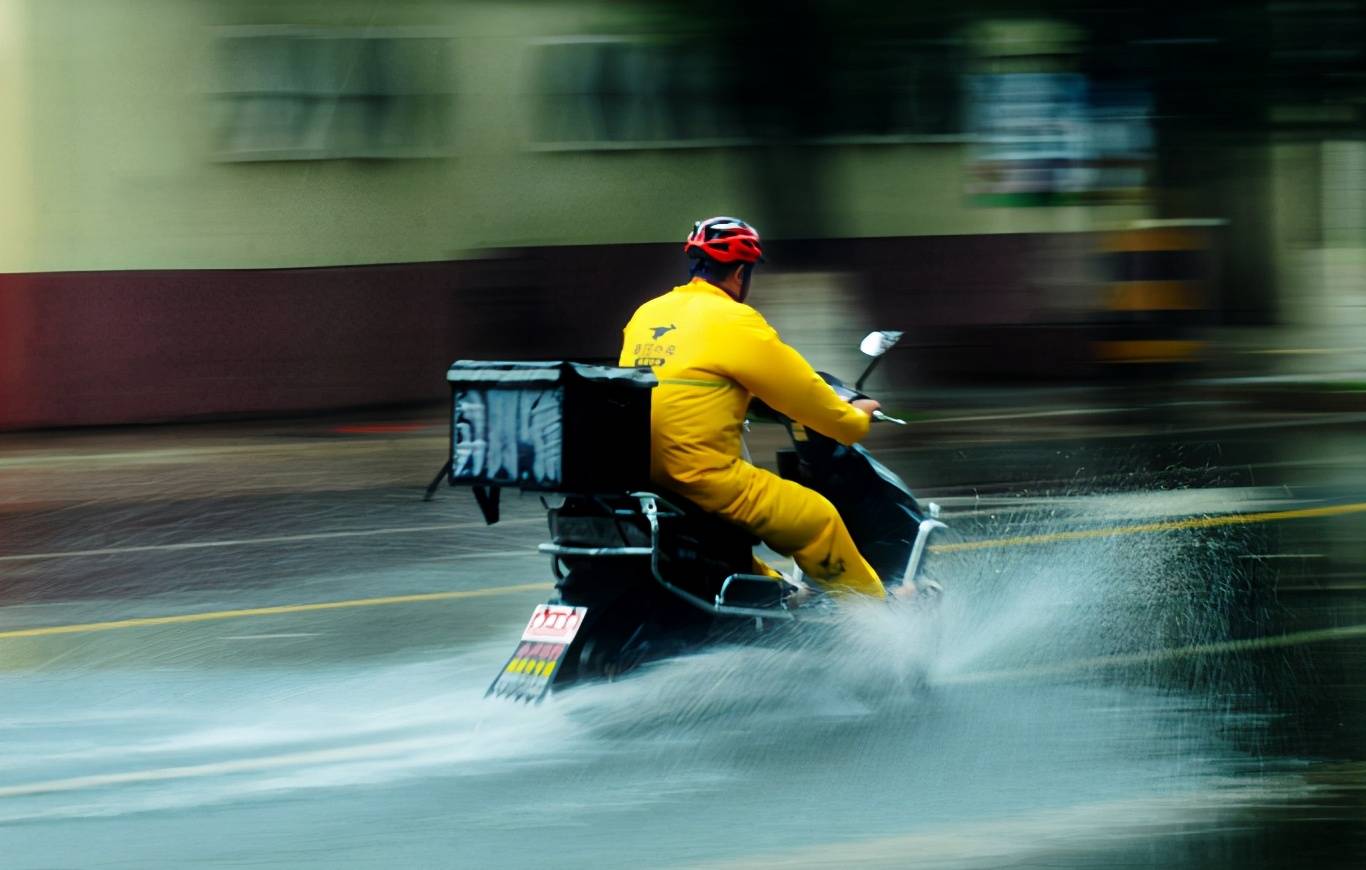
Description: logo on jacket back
xmin=651 ymin=324 xmax=677 ymax=339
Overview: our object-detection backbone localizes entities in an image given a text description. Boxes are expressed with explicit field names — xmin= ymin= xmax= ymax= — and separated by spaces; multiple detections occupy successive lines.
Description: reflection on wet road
xmin=1 ymin=406 xmax=1363 ymax=868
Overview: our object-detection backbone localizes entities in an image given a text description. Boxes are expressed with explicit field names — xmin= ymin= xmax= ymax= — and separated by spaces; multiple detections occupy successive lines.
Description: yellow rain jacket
xmin=620 ymin=278 xmax=884 ymax=597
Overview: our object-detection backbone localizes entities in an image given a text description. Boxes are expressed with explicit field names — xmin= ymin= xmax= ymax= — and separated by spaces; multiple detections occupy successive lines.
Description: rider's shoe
xmin=917 ymin=578 xmax=944 ymax=600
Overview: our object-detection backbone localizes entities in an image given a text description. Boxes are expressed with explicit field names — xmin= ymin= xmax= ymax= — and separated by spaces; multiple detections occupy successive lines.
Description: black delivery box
xmin=445 ymin=360 xmax=657 ymax=493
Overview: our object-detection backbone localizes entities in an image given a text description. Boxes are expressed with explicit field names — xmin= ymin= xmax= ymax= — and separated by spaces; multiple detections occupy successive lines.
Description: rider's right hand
xmin=851 ymin=398 xmax=881 ymax=416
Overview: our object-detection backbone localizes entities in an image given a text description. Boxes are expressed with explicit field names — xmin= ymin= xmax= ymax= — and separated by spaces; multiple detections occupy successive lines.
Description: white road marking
xmin=1235 ymin=553 xmax=1324 ymax=559
xmin=0 ymin=734 xmax=461 ymax=798
xmin=0 ymin=519 xmax=541 ymax=563
xmin=917 ymin=407 xmax=1133 ymax=425
xmin=217 ymin=633 xmax=321 ymax=640
xmin=684 ymin=777 xmax=1315 ymax=870
xmin=877 ymin=411 xmax=1366 ymax=453
xmin=0 ymin=437 xmax=445 ymax=469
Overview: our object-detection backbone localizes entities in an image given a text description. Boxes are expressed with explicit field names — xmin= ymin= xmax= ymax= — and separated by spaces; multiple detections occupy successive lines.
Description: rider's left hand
xmin=851 ymin=398 xmax=881 ymax=416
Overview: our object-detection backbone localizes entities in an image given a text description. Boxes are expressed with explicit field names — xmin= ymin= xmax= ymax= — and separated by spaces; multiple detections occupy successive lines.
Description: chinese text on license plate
xmin=487 ymin=603 xmax=587 ymax=702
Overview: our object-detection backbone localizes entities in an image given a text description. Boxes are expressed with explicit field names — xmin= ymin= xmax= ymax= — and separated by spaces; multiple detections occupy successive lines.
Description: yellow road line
xmin=0 ymin=582 xmax=553 ymax=640
xmin=929 ymin=501 xmax=1366 ymax=554
xmin=940 ymin=622 xmax=1366 ymax=686
xmin=4 ymin=501 xmax=1362 ymax=642
xmin=0 ymin=518 xmax=541 ymax=563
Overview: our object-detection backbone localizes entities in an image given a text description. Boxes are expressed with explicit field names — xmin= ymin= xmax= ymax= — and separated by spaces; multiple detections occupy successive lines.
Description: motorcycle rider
xmin=619 ymin=216 xmax=886 ymax=598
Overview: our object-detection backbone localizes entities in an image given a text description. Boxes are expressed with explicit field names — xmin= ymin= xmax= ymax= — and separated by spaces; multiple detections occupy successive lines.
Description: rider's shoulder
xmin=627 ymin=292 xmax=671 ymax=319
xmin=725 ymin=301 xmax=776 ymax=333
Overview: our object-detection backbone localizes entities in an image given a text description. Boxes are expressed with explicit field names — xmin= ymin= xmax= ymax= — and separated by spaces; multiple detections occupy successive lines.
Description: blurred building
xmin=0 ymin=1 xmax=1361 ymax=428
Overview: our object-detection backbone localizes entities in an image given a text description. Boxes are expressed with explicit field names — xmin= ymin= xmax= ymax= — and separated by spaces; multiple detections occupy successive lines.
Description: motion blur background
xmin=4 ymin=6 xmax=1366 ymax=868
xmin=2 ymin=0 xmax=1363 ymax=430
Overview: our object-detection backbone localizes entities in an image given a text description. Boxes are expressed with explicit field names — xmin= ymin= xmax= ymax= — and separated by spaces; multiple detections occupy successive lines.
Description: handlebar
xmin=749 ymin=371 xmax=908 ymax=426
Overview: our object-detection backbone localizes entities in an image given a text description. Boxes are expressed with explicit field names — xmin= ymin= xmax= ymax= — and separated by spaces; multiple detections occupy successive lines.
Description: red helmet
xmin=684 ymin=216 xmax=765 ymax=265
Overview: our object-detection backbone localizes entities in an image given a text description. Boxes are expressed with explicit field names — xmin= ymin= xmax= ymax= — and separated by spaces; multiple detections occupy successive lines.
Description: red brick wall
xmin=0 ymin=234 xmax=1108 ymax=430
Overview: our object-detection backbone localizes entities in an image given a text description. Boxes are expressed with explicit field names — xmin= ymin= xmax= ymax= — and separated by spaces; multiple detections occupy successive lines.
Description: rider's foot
xmin=783 ymin=578 xmax=817 ymax=609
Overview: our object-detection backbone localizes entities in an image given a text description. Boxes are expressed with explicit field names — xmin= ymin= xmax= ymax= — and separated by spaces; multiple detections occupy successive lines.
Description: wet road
xmin=1 ymin=398 xmax=1364 ymax=869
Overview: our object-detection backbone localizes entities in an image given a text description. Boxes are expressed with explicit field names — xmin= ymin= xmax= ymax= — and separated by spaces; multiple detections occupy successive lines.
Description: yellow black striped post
xmin=1092 ymin=221 xmax=1216 ymax=367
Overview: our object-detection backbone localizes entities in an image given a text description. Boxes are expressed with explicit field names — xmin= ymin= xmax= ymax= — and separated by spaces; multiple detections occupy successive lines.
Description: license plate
xmin=486 ymin=603 xmax=588 ymax=702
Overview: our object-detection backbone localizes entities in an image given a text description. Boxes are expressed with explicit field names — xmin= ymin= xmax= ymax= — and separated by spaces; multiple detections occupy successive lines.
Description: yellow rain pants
xmin=620 ymin=278 xmax=885 ymax=597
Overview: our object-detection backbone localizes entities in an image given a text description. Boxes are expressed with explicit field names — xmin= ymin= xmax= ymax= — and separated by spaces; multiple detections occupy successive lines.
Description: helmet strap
xmin=737 ymin=263 xmax=755 ymax=303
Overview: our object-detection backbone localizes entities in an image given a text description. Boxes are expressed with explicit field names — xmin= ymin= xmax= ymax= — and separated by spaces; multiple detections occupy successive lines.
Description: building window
xmin=212 ymin=27 xmax=454 ymax=161
xmin=527 ymin=35 xmax=965 ymax=150
xmin=823 ymin=39 xmax=966 ymax=142
xmin=526 ymin=37 xmax=743 ymax=151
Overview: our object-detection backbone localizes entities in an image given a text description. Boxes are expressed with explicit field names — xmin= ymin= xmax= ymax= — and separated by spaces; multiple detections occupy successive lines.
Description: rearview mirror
xmin=859 ymin=331 xmax=904 ymax=358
